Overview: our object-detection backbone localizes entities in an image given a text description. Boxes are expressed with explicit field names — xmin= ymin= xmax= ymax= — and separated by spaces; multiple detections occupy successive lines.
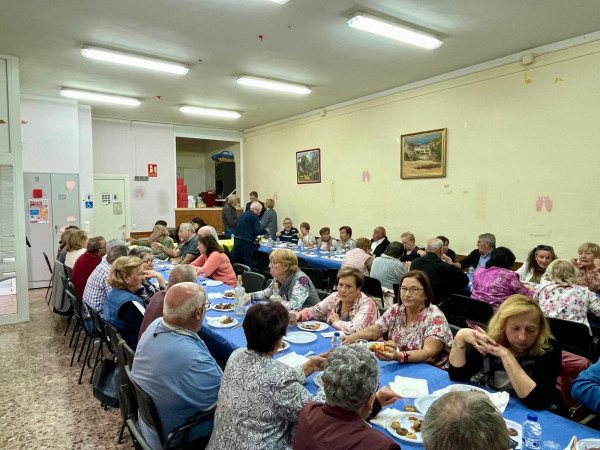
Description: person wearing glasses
xmin=129 ymin=247 xmax=166 ymax=302
xmin=422 ymin=391 xmax=513 ymax=450
xmin=343 ymin=270 xmax=453 ymax=369
xmin=515 ymin=244 xmax=557 ymax=284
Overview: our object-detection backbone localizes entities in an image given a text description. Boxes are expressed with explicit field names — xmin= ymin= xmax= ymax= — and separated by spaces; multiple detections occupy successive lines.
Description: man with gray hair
xmin=152 ymin=222 xmax=200 ymax=264
xmin=137 ymin=265 xmax=198 ymax=340
xmin=132 ymin=282 xmax=222 ymax=449
xmin=422 ymin=391 xmax=511 ymax=450
xmin=455 ymin=232 xmax=497 ymax=270
xmin=198 ymin=225 xmax=220 ymax=241
xmin=230 ymin=202 xmax=266 ymax=268
xmin=222 ymin=194 xmax=240 ymax=238
xmin=294 ymin=345 xmax=401 ymax=449
xmin=411 ymin=238 xmax=469 ymax=304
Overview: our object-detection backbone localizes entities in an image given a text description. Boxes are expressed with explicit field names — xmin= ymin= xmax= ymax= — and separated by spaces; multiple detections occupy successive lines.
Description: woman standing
xmin=191 ymin=235 xmax=237 ymax=287
xmin=516 ymin=245 xmax=557 ymax=284
xmin=343 ymin=270 xmax=453 ymax=369
xmin=103 ymin=256 xmax=146 ymax=349
xmin=260 ymin=198 xmax=278 ymax=240
xmin=245 ymin=249 xmax=320 ymax=309
xmin=449 ymin=294 xmax=565 ymax=412
xmin=291 ymin=268 xmax=378 ymax=334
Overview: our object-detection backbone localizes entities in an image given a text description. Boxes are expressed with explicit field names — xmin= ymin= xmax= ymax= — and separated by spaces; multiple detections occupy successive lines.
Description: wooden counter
xmin=174 ymin=207 xmax=242 ymax=234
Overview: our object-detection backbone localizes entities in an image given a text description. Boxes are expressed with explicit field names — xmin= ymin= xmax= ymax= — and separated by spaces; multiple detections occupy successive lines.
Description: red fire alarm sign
xmin=148 ymin=164 xmax=158 ymax=177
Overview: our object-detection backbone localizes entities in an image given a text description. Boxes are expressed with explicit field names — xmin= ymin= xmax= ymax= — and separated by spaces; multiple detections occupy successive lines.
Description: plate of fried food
xmin=385 ymin=412 xmax=424 ymax=444
xmin=223 ymin=290 xmax=235 ymax=298
xmin=207 ymin=316 xmax=238 ymax=328
xmin=297 ymin=321 xmax=328 ymax=332
xmin=368 ymin=340 xmax=397 ymax=355
xmin=504 ymin=419 xmax=522 ymax=449
xmin=278 ymin=340 xmax=290 ymax=353
xmin=211 ymin=302 xmax=234 ymax=312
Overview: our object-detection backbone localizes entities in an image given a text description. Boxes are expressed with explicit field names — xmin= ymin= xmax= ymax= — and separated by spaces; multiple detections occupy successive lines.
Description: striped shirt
xmin=83 ymin=259 xmax=112 ymax=317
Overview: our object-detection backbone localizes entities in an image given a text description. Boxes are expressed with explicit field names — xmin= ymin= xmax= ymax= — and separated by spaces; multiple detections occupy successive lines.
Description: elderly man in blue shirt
xmin=132 ymin=282 xmax=222 ymax=449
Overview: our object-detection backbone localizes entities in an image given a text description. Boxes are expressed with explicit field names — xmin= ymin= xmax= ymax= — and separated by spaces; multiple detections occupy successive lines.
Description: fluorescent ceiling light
xmin=60 ymin=88 xmax=141 ymax=106
xmin=80 ymin=45 xmax=189 ymax=75
xmin=179 ymin=106 xmax=241 ymax=119
xmin=347 ymin=12 xmax=443 ymax=49
xmin=237 ymin=75 xmax=311 ymax=95
xmin=271 ymin=0 xmax=289 ymax=3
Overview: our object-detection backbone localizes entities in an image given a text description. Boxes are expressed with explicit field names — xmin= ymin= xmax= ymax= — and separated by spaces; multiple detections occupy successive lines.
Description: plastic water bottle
xmin=231 ymin=233 xmax=235 ymax=242
xmin=331 ymin=332 xmax=342 ymax=351
xmin=468 ymin=266 xmax=475 ymax=283
xmin=234 ymin=275 xmax=245 ymax=317
xmin=270 ymin=281 xmax=282 ymax=303
xmin=276 ymin=237 xmax=281 ymax=246
xmin=198 ymin=270 xmax=206 ymax=286
xmin=522 ymin=413 xmax=542 ymax=450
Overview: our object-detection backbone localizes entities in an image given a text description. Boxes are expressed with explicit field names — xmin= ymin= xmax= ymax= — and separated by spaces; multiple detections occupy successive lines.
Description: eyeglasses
xmin=142 ymin=259 xmax=154 ymax=265
xmin=508 ymin=438 xmax=518 ymax=449
xmin=400 ymin=287 xmax=424 ymax=295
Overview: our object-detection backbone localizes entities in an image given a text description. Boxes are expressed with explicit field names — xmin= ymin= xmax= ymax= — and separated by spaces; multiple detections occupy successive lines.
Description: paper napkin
xmin=321 ymin=331 xmax=346 ymax=338
xmin=389 ymin=376 xmax=429 ymax=398
xmin=370 ymin=408 xmax=403 ymax=428
xmin=275 ymin=352 xmax=310 ymax=367
xmin=207 ymin=292 xmax=223 ymax=299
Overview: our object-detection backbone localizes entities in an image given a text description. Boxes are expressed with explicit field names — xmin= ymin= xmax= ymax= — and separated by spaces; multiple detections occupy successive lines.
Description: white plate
xmin=204 ymin=279 xmax=223 ymax=287
xmin=284 ymin=331 xmax=317 ymax=344
xmin=441 ymin=384 xmax=490 ymax=396
xmin=207 ymin=317 xmax=238 ymax=328
xmin=414 ymin=394 xmax=439 ymax=415
xmin=210 ymin=302 xmax=234 ymax=311
xmin=298 ymin=321 xmax=329 ymax=332
xmin=222 ymin=290 xmax=235 ymax=299
xmin=577 ymin=439 xmax=600 ymax=450
xmin=278 ymin=340 xmax=290 ymax=353
xmin=504 ymin=419 xmax=522 ymax=450
xmin=384 ymin=412 xmax=424 ymax=444
xmin=314 ymin=372 xmax=323 ymax=387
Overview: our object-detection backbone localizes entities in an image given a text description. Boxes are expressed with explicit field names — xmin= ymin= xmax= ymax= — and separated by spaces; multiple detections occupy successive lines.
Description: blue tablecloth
xmin=258 ymin=245 xmax=343 ymax=271
xmin=155 ymin=262 xmax=600 ymax=448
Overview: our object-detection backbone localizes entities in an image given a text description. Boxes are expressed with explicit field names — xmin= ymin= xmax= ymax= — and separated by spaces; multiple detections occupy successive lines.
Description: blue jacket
xmin=572 ymin=360 xmax=600 ymax=412
xmin=234 ymin=210 xmax=266 ymax=243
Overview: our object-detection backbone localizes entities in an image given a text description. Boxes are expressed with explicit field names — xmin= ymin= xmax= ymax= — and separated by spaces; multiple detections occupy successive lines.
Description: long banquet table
xmin=258 ymin=244 xmax=343 ymax=271
xmin=155 ymin=263 xmax=600 ymax=448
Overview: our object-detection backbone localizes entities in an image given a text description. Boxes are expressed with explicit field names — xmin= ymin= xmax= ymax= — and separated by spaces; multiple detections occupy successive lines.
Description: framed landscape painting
xmin=296 ymin=148 xmax=321 ymax=184
xmin=400 ymin=128 xmax=447 ymax=179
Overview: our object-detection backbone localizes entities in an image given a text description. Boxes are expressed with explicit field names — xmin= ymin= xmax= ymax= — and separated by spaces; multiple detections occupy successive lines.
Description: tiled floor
xmin=0 ymin=289 xmax=133 ymax=449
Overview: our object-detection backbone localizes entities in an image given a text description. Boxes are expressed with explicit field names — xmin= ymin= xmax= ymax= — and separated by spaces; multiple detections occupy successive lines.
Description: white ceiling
xmin=3 ymin=0 xmax=600 ymax=130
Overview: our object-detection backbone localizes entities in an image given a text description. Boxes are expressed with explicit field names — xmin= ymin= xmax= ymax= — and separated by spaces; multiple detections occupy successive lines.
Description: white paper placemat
xmin=276 ymin=352 xmax=310 ymax=367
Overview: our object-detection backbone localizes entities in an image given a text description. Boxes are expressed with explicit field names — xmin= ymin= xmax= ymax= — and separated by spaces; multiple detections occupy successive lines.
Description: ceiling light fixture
xmin=179 ymin=106 xmax=241 ymax=119
xmin=236 ymin=75 xmax=311 ymax=95
xmin=59 ymin=88 xmax=141 ymax=106
xmin=347 ymin=12 xmax=443 ymax=49
xmin=271 ymin=0 xmax=290 ymax=4
xmin=80 ymin=45 xmax=189 ymax=75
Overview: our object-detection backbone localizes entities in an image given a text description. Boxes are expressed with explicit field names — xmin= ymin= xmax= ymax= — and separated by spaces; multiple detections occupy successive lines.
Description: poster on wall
xmin=148 ymin=164 xmax=158 ymax=177
xmin=400 ymin=128 xmax=447 ymax=179
xmin=29 ymin=198 xmax=49 ymax=223
xmin=296 ymin=148 xmax=321 ymax=184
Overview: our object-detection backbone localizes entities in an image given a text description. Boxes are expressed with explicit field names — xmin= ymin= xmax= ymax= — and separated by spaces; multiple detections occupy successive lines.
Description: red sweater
xmin=71 ymin=251 xmax=103 ymax=300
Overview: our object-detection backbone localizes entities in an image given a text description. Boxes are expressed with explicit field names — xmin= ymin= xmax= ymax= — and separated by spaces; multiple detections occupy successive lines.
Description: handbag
xmin=92 ymin=357 xmax=120 ymax=408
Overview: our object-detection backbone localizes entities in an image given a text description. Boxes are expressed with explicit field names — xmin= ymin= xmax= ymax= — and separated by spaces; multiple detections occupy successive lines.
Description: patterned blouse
xmin=206 ymin=348 xmax=324 ymax=450
xmin=534 ymin=278 xmax=600 ymax=327
xmin=298 ymin=292 xmax=378 ymax=334
xmin=250 ymin=274 xmax=318 ymax=310
xmin=375 ymin=304 xmax=453 ymax=369
xmin=577 ymin=267 xmax=600 ymax=294
xmin=471 ymin=266 xmax=533 ymax=310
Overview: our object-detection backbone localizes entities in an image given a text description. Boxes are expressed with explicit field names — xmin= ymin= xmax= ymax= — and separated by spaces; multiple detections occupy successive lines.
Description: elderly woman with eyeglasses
xmin=515 ymin=244 xmax=557 ymax=284
xmin=573 ymin=242 xmax=600 ymax=293
xmin=128 ymin=247 xmax=166 ymax=302
xmin=294 ymin=345 xmax=401 ymax=450
xmin=343 ymin=270 xmax=453 ymax=369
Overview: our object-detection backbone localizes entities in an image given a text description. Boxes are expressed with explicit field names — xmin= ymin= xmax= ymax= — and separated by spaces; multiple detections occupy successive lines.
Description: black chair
xmin=317 ymin=290 xmax=329 ymax=301
xmin=104 ymin=321 xmax=123 ymax=359
xmin=326 ymin=268 xmax=339 ymax=292
xmin=117 ymin=343 xmax=137 ymax=444
xmin=297 ymin=257 xmax=308 ymax=268
xmin=65 ymin=286 xmax=86 ymax=367
xmin=43 ymin=251 xmax=53 ymax=304
xmin=254 ymin=250 xmax=271 ymax=272
xmin=242 ymin=271 xmax=266 ymax=293
xmin=57 ymin=269 xmax=74 ymax=337
xmin=126 ymin=418 xmax=153 ymax=450
xmin=363 ymin=276 xmax=384 ymax=300
xmin=86 ymin=305 xmax=111 ymax=384
xmin=119 ymin=340 xmax=135 ymax=371
xmin=126 ymin=366 xmax=214 ymax=449
xmin=449 ymin=323 xmax=462 ymax=337
xmin=64 ymin=264 xmax=73 ymax=281
xmin=452 ymin=294 xmax=494 ymax=329
xmin=302 ymin=267 xmax=326 ymax=290
xmin=393 ymin=284 xmax=400 ymax=303
xmin=548 ymin=317 xmax=596 ymax=360
xmin=232 ymin=263 xmax=251 ymax=277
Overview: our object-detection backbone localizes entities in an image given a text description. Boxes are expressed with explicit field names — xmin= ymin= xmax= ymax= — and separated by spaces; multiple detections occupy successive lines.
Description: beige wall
xmin=243 ymin=40 xmax=600 ymax=260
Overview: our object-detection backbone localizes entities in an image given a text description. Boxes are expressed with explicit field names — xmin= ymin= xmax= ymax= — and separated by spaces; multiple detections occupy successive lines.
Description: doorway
xmin=93 ymin=175 xmax=129 ymax=241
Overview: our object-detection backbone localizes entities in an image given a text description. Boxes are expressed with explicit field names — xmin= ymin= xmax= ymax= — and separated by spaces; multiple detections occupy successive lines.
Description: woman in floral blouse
xmin=573 ymin=242 xmax=600 ymax=294
xmin=290 ymin=267 xmax=378 ymax=334
xmin=534 ymin=259 xmax=600 ymax=327
xmin=343 ymin=270 xmax=453 ymax=369
xmin=245 ymin=249 xmax=320 ymax=309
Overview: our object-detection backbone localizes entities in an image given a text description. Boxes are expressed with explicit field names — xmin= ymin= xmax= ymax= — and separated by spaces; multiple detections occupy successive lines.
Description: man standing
xmin=222 ymin=194 xmax=240 ymax=238
xmin=454 ymin=233 xmax=496 ymax=269
xmin=411 ymin=238 xmax=469 ymax=304
xmin=71 ymin=236 xmax=106 ymax=300
xmin=133 ymin=283 xmax=222 ymax=449
xmin=230 ymin=202 xmax=266 ymax=267
xmin=244 ymin=191 xmax=265 ymax=218
xmin=371 ymin=226 xmax=390 ymax=257
xmin=138 ymin=265 xmax=198 ymax=341
xmin=152 ymin=223 xmax=200 ymax=264
xmin=276 ymin=218 xmax=299 ymax=244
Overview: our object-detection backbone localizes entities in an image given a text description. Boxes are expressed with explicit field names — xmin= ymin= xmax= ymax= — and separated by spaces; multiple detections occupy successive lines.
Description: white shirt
xmin=371 ymin=238 xmax=384 ymax=252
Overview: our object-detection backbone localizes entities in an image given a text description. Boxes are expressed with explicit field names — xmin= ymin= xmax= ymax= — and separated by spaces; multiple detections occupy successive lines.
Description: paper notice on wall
xmin=29 ymin=199 xmax=49 ymax=223
xmin=113 ymin=202 xmax=123 ymax=215
xmin=102 ymin=193 xmax=111 ymax=205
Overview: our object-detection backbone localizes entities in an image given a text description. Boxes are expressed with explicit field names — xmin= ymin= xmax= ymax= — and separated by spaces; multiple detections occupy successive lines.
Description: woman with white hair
xmin=222 ymin=194 xmax=240 ymax=238
xmin=260 ymin=198 xmax=278 ymax=239
xmin=534 ymin=259 xmax=600 ymax=327
xmin=293 ymin=345 xmax=401 ymax=450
